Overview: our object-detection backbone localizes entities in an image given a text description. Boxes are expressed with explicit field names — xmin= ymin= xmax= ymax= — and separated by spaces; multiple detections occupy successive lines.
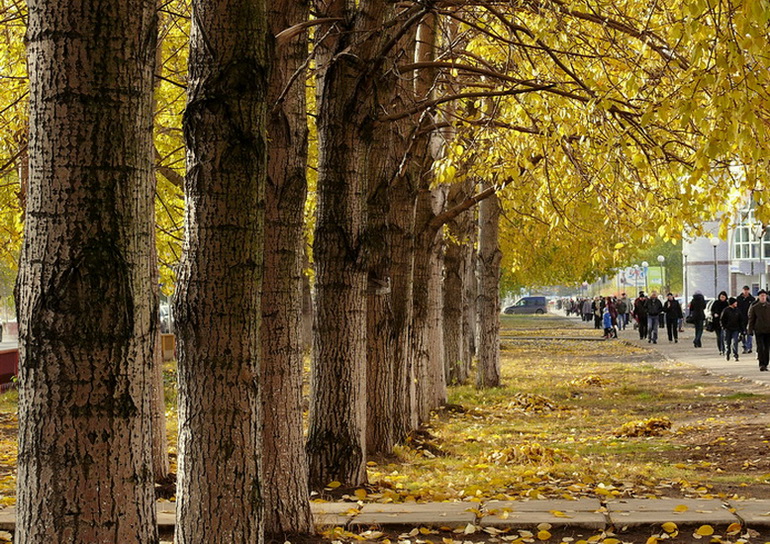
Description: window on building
xmin=733 ymin=207 xmax=770 ymax=260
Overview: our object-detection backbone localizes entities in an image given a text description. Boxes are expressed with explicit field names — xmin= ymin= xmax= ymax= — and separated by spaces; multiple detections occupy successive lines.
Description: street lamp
xmin=682 ymin=249 xmax=689 ymax=304
xmin=633 ymin=265 xmax=640 ymax=296
xmin=756 ymin=224 xmax=766 ymax=292
xmin=710 ymin=237 xmax=720 ymax=298
xmin=657 ymin=255 xmax=666 ymax=293
xmin=641 ymin=261 xmax=649 ymax=292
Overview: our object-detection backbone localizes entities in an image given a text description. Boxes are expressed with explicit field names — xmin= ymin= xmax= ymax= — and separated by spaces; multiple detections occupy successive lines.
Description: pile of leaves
xmin=613 ymin=417 xmax=673 ymax=438
xmin=507 ymin=393 xmax=563 ymax=413
xmin=569 ymin=375 xmax=611 ymax=387
xmin=478 ymin=443 xmax=572 ymax=466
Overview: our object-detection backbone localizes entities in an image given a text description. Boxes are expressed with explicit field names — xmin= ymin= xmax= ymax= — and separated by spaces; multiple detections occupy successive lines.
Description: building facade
xmin=683 ymin=213 xmax=769 ymax=302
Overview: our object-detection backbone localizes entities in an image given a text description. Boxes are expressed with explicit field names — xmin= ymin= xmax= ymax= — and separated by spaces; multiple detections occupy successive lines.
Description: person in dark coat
xmin=748 ymin=289 xmax=770 ymax=371
xmin=644 ymin=291 xmax=664 ymax=344
xmin=711 ymin=291 xmax=729 ymax=355
xmin=663 ymin=293 xmax=683 ymax=343
xmin=633 ymin=292 xmax=649 ymax=340
xmin=736 ymin=285 xmax=755 ymax=354
xmin=689 ymin=290 xmax=707 ymax=347
xmin=721 ymin=297 xmax=744 ymax=361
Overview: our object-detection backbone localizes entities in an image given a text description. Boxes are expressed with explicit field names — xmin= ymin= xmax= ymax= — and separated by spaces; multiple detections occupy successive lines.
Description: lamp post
xmin=756 ymin=224 xmax=766 ymax=292
xmin=642 ymin=261 xmax=649 ymax=293
xmin=657 ymin=255 xmax=666 ymax=293
xmin=682 ymin=249 xmax=689 ymax=304
xmin=710 ymin=237 xmax=720 ymax=298
xmin=633 ymin=265 xmax=640 ymax=296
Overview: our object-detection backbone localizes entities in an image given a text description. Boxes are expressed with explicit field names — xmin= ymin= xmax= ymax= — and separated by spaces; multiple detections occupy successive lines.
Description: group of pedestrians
xmin=688 ymin=286 xmax=770 ymax=371
xmin=630 ymin=291 xmax=684 ymax=344
xmin=569 ymin=285 xmax=770 ymax=372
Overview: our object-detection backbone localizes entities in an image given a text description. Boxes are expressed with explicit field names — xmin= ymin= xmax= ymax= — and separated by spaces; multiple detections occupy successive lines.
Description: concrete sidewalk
xmin=1 ymin=497 xmax=769 ymax=532
xmin=619 ymin=322 xmax=770 ymax=387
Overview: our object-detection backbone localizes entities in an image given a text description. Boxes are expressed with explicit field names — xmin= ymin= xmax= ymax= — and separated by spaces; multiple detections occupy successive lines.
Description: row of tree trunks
xmin=173 ymin=0 xmax=268 ymax=540
xmin=262 ymin=0 xmax=313 ymax=534
xmin=17 ymin=1 xmax=159 ymax=541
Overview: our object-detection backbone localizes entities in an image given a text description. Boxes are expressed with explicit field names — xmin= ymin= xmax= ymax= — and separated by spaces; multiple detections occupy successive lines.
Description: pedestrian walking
xmin=721 ymin=297 xmax=743 ymax=361
xmin=737 ymin=285 xmax=755 ymax=354
xmin=645 ymin=291 xmax=664 ymax=344
xmin=689 ymin=290 xmax=707 ymax=347
xmin=663 ymin=293 xmax=683 ymax=343
xmin=633 ymin=291 xmax=649 ymax=340
xmin=748 ymin=289 xmax=770 ymax=371
xmin=617 ymin=294 xmax=629 ymax=330
xmin=711 ymin=291 xmax=729 ymax=355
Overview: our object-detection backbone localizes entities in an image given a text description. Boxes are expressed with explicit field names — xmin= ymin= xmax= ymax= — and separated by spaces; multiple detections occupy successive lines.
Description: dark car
xmin=503 ymin=296 xmax=548 ymax=315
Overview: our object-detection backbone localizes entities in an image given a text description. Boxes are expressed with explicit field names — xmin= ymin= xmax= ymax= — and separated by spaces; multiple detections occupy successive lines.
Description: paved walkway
xmin=2 ymin=497 xmax=770 ymax=533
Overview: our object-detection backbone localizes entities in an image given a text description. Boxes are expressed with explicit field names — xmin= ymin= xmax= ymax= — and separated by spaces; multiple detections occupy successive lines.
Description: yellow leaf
xmin=661 ymin=522 xmax=678 ymax=533
xmin=726 ymin=522 xmax=741 ymax=535
xmin=696 ymin=525 xmax=714 ymax=536
xmin=674 ymin=504 xmax=689 ymax=512
xmin=354 ymin=489 xmax=367 ymax=501
xmin=463 ymin=523 xmax=476 ymax=535
xmin=645 ymin=537 xmax=658 ymax=544
xmin=550 ymin=510 xmax=572 ymax=518
xmin=326 ymin=481 xmax=342 ymax=489
xmin=603 ymin=539 xmax=621 ymax=544
xmin=538 ymin=530 xmax=552 ymax=540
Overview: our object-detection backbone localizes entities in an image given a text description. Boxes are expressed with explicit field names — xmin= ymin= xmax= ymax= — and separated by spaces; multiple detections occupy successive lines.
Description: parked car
xmin=503 ymin=296 xmax=548 ymax=315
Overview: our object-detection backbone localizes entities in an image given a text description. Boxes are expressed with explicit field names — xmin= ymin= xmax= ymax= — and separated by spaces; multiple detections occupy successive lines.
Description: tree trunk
xmin=462 ymin=219 xmax=478 ymax=378
xmin=150 ymin=256 xmax=170 ymax=481
xmin=306 ymin=53 xmax=369 ymax=489
xmin=366 ymin=144 xmax=396 ymax=456
xmin=427 ymin=220 xmax=447 ymax=409
xmin=17 ymin=2 xmax=158 ymax=541
xmin=443 ymin=180 xmax=474 ymax=385
xmin=174 ymin=0 xmax=268 ymax=541
xmin=412 ymin=187 xmax=445 ymax=424
xmin=306 ymin=0 xmax=394 ymax=489
xmin=388 ymin=161 xmax=418 ymax=442
xmin=477 ymin=185 xmax=502 ymax=388
xmin=262 ymin=0 xmax=313 ymax=534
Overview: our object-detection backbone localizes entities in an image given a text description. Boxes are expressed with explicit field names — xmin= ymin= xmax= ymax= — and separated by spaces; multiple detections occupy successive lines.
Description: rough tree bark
xmin=412 ymin=186 xmax=446 ymax=424
xmin=262 ymin=0 xmax=313 ymax=534
xmin=16 ymin=1 xmax=158 ymax=541
xmin=443 ymin=180 xmax=475 ymax=385
xmin=477 ymin=185 xmax=502 ymax=388
xmin=173 ymin=0 xmax=268 ymax=540
xmin=306 ymin=0 xmax=395 ymax=488
xmin=462 ymin=218 xmax=478 ymax=377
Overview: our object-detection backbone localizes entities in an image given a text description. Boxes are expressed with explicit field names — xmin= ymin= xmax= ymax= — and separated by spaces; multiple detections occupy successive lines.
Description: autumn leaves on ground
xmin=1 ymin=315 xmax=770 ymax=525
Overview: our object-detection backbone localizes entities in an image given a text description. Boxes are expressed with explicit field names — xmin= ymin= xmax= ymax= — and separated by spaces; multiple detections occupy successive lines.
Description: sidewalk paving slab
xmin=311 ymin=501 xmax=360 ymax=528
xmin=480 ymin=499 xmax=607 ymax=530
xmin=350 ymin=502 xmax=477 ymax=529
xmin=606 ymin=498 xmax=738 ymax=528
xmin=727 ymin=499 xmax=770 ymax=527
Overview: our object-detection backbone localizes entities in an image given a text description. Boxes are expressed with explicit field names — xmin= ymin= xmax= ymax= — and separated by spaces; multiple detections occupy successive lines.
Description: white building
xmin=683 ymin=210 xmax=769 ymax=301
